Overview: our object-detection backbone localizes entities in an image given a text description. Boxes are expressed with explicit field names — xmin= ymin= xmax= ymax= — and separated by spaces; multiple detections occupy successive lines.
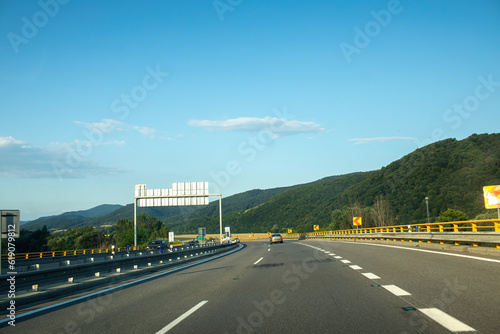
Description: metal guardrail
xmin=0 ymin=243 xmax=237 ymax=280
xmin=1 ymin=242 xmax=185 ymax=261
xmin=0 ymin=243 xmax=240 ymax=309
xmin=307 ymin=219 xmax=500 ymax=248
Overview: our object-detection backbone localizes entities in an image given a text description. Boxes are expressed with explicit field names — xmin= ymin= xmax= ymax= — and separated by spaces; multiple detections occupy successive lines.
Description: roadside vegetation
xmin=3 ymin=213 xmax=169 ymax=253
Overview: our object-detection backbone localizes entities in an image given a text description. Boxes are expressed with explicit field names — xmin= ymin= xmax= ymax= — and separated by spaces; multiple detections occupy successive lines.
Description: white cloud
xmin=0 ymin=136 xmax=123 ymax=179
xmin=74 ymin=119 xmax=124 ymax=134
xmin=74 ymin=119 xmax=161 ymax=139
xmin=133 ymin=125 xmax=156 ymax=137
xmin=102 ymin=140 xmax=126 ymax=146
xmin=188 ymin=116 xmax=323 ymax=136
xmin=0 ymin=136 xmax=25 ymax=146
xmin=349 ymin=137 xmax=417 ymax=145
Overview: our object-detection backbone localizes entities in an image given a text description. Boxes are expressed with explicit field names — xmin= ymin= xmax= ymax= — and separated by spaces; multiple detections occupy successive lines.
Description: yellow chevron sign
xmin=483 ymin=185 xmax=500 ymax=209
xmin=313 ymin=225 xmax=319 ymax=231
xmin=288 ymin=229 xmax=292 ymax=233
xmin=353 ymin=217 xmax=362 ymax=226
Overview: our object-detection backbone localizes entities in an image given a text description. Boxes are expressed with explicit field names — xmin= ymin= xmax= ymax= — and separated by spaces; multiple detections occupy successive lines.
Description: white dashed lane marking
xmin=156 ymin=300 xmax=208 ymax=333
xmin=298 ymin=242 xmax=476 ymax=332
xmin=362 ymin=273 xmax=380 ymax=279
xmin=382 ymin=285 xmax=411 ymax=296
xmin=419 ymin=308 xmax=476 ymax=332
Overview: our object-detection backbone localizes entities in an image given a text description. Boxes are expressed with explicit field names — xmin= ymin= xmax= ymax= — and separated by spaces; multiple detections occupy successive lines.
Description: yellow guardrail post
xmin=471 ymin=222 xmax=478 ymax=247
xmin=438 ymin=224 xmax=445 ymax=244
xmin=453 ymin=224 xmax=459 ymax=245
xmin=494 ymin=221 xmax=500 ymax=249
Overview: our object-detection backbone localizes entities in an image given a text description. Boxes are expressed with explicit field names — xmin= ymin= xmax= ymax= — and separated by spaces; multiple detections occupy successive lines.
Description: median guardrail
xmin=1 ymin=242 xmax=185 ymax=261
xmin=0 ymin=242 xmax=237 ymax=285
xmin=0 ymin=242 xmax=240 ymax=311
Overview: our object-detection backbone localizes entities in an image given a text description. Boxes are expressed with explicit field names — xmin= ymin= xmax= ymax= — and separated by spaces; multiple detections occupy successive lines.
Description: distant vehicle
xmin=270 ymin=233 xmax=283 ymax=244
xmin=221 ymin=236 xmax=231 ymax=244
xmin=299 ymin=234 xmax=306 ymax=240
xmin=186 ymin=240 xmax=199 ymax=246
xmin=232 ymin=238 xmax=240 ymax=243
xmin=147 ymin=240 xmax=168 ymax=250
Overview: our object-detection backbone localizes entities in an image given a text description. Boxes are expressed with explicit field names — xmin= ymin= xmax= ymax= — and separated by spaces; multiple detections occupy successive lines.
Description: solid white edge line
xmin=0 ymin=244 xmax=244 ymax=324
xmin=381 ymin=284 xmax=411 ymax=296
xmin=334 ymin=240 xmax=500 ymax=264
xmin=156 ymin=300 xmax=208 ymax=334
xmin=254 ymin=257 xmax=264 ymax=265
xmin=419 ymin=308 xmax=475 ymax=332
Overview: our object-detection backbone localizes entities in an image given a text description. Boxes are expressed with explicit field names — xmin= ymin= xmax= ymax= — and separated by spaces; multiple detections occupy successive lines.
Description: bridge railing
xmin=307 ymin=219 xmax=500 ymax=249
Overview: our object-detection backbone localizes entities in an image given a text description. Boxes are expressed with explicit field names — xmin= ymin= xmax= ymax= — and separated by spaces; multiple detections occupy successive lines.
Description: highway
xmin=3 ymin=239 xmax=500 ymax=333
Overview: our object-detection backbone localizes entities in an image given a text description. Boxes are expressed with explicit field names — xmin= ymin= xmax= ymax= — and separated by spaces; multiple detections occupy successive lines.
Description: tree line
xmin=2 ymin=213 xmax=170 ymax=253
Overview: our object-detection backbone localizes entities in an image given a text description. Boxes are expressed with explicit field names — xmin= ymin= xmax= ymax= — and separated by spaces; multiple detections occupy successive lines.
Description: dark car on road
xmin=147 ymin=240 xmax=168 ymax=250
xmin=186 ymin=240 xmax=199 ymax=246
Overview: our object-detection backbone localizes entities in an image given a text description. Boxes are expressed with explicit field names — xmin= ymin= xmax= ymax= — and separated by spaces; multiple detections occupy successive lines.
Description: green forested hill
xmin=224 ymin=172 xmax=375 ymax=232
xmin=223 ymin=133 xmax=500 ymax=232
xmin=339 ymin=133 xmax=500 ymax=224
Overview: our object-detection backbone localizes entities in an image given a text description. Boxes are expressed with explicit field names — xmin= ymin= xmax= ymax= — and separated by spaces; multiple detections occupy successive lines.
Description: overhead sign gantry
xmin=133 ymin=182 xmax=222 ymax=247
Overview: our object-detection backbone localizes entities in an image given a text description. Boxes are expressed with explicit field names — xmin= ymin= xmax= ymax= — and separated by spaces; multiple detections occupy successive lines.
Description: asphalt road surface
xmin=3 ymin=239 xmax=500 ymax=333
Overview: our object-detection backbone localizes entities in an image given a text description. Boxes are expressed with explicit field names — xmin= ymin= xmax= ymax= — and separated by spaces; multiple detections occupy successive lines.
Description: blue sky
xmin=1 ymin=0 xmax=499 ymax=221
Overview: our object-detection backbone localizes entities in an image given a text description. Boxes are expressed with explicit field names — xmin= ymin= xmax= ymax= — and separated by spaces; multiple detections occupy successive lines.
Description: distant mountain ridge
xmin=22 ymin=186 xmax=302 ymax=232
xmin=23 ymin=133 xmax=500 ymax=234
xmin=23 ymin=204 xmax=123 ymax=231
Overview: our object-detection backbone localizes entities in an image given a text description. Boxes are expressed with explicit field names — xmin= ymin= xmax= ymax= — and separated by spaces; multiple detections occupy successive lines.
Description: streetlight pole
xmin=425 ymin=197 xmax=430 ymax=224
xmin=218 ymin=194 xmax=223 ymax=243
xmin=134 ymin=198 xmax=137 ymax=249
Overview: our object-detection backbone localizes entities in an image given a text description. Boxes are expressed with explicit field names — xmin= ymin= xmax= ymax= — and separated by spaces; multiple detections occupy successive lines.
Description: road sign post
xmin=353 ymin=217 xmax=362 ymax=230
xmin=1 ymin=210 xmax=20 ymax=274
